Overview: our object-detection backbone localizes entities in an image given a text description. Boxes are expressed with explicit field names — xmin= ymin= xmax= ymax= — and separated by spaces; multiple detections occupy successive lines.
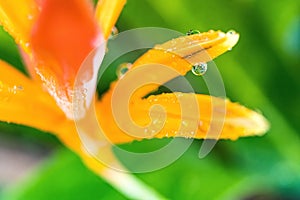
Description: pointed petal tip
xmin=225 ymin=29 xmax=240 ymax=49
xmin=153 ymin=29 xmax=240 ymax=66
xmin=95 ymin=0 xmax=126 ymax=39
xmin=227 ymin=109 xmax=270 ymax=138
xmin=247 ymin=110 xmax=270 ymax=136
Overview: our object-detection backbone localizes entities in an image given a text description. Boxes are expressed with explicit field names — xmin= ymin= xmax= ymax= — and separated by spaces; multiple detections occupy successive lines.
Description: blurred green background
xmin=0 ymin=0 xmax=300 ymax=199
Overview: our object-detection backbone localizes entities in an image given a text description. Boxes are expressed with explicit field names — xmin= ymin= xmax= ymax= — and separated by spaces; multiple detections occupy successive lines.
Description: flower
xmin=0 ymin=0 xmax=269 ymax=198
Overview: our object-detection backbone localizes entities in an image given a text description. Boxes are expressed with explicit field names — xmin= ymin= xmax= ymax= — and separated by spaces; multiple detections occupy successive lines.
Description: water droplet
xmin=116 ymin=63 xmax=132 ymax=78
xmin=8 ymin=85 xmax=23 ymax=94
xmin=181 ymin=120 xmax=189 ymax=127
xmin=27 ymin=14 xmax=33 ymax=20
xmin=170 ymin=130 xmax=177 ymax=136
xmin=186 ymin=29 xmax=200 ymax=35
xmin=191 ymin=63 xmax=207 ymax=76
xmin=110 ymin=27 xmax=119 ymax=38
xmin=198 ymin=121 xmax=203 ymax=126
xmin=176 ymin=93 xmax=184 ymax=97
xmin=148 ymin=97 xmax=158 ymax=104
xmin=227 ymin=30 xmax=236 ymax=35
xmin=184 ymin=135 xmax=192 ymax=139
xmin=153 ymin=118 xmax=161 ymax=126
xmin=17 ymin=85 xmax=23 ymax=90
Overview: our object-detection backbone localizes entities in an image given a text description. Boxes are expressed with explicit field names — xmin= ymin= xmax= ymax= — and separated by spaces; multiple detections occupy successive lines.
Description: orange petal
xmin=0 ymin=60 xmax=68 ymax=134
xmin=0 ymin=61 xmax=84 ymax=154
xmin=154 ymin=30 xmax=239 ymax=63
xmin=130 ymin=93 xmax=269 ymax=140
xmin=0 ymin=0 xmax=38 ymax=53
xmin=95 ymin=0 xmax=126 ymax=39
xmin=95 ymin=30 xmax=268 ymax=143
xmin=0 ymin=62 xmax=164 ymax=198
xmin=0 ymin=60 xmax=93 ymax=160
xmin=96 ymin=91 xmax=269 ymax=143
xmin=131 ymin=30 xmax=239 ymax=98
xmin=29 ymin=0 xmax=101 ymax=118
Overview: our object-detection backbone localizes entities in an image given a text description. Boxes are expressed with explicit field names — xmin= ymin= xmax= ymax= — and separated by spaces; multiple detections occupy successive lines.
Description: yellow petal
xmin=0 ymin=0 xmax=38 ymax=52
xmin=0 ymin=60 xmax=67 ymax=134
xmin=0 ymin=60 xmax=131 ymax=196
xmin=95 ymin=0 xmax=126 ymax=39
xmin=96 ymin=91 xmax=269 ymax=143
xmin=131 ymin=93 xmax=269 ymax=140
xmin=155 ymin=30 xmax=239 ymax=63
xmin=0 ymin=62 xmax=118 ymax=193
xmin=0 ymin=60 xmax=89 ymax=161
xmin=96 ymin=30 xmax=268 ymax=143
xmin=131 ymin=30 xmax=239 ymax=98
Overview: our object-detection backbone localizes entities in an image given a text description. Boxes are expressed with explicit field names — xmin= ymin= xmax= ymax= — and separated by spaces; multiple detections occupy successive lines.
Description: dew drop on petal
xmin=7 ymin=85 xmax=22 ymax=95
xmin=27 ymin=14 xmax=34 ymax=20
xmin=227 ymin=30 xmax=236 ymax=35
xmin=116 ymin=63 xmax=132 ymax=78
xmin=181 ymin=120 xmax=189 ymax=127
xmin=198 ymin=121 xmax=203 ymax=126
xmin=110 ymin=26 xmax=119 ymax=38
xmin=191 ymin=62 xmax=207 ymax=76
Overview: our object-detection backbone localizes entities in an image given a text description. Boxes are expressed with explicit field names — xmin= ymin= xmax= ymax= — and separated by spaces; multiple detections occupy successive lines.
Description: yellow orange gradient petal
xmin=0 ymin=0 xmax=38 ymax=52
xmin=97 ymin=30 xmax=268 ymax=143
xmin=0 ymin=61 xmax=97 ymax=162
xmin=97 ymin=91 xmax=269 ymax=144
xmin=0 ymin=60 xmax=67 ymax=133
xmin=95 ymin=0 xmax=126 ymax=39
xmin=132 ymin=93 xmax=269 ymax=140
xmin=0 ymin=62 xmax=110 ymax=186
xmin=130 ymin=30 xmax=239 ymax=99
xmin=155 ymin=30 xmax=239 ymax=63
xmin=0 ymin=60 xmax=140 ymax=197
xmin=0 ymin=64 xmax=109 ymax=170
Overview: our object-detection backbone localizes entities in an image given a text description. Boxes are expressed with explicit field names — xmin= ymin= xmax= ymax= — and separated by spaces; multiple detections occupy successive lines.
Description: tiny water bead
xmin=110 ymin=26 xmax=119 ymax=38
xmin=27 ymin=14 xmax=34 ymax=20
xmin=191 ymin=62 xmax=207 ymax=76
xmin=0 ymin=83 xmax=24 ymax=102
xmin=10 ymin=85 xmax=23 ymax=94
xmin=227 ymin=30 xmax=236 ymax=35
xmin=116 ymin=63 xmax=132 ymax=78
xmin=186 ymin=29 xmax=201 ymax=36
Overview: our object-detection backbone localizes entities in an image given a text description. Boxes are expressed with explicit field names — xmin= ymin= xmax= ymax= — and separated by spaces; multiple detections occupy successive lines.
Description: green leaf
xmin=2 ymin=148 xmax=127 ymax=200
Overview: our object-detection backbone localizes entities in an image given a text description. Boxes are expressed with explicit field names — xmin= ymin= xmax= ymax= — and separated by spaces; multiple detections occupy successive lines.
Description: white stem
xmin=100 ymin=167 xmax=167 ymax=200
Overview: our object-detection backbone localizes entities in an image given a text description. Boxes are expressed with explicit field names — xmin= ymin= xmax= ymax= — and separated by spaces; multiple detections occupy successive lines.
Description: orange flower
xmin=0 ymin=0 xmax=268 ymax=198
